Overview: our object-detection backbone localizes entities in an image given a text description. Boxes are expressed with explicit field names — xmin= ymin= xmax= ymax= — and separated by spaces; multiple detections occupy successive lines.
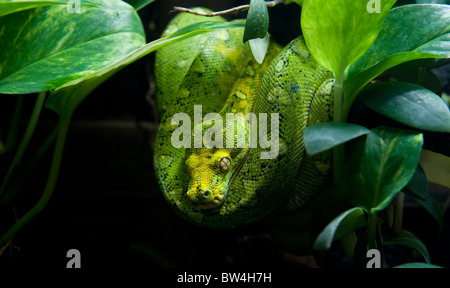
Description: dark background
xmin=0 ymin=0 xmax=449 ymax=271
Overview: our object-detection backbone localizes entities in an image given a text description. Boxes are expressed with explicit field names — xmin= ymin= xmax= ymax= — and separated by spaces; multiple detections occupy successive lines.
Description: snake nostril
xmin=200 ymin=190 xmax=213 ymax=202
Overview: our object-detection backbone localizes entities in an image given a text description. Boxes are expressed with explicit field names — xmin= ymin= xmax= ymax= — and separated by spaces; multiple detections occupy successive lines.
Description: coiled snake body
xmin=154 ymin=9 xmax=335 ymax=228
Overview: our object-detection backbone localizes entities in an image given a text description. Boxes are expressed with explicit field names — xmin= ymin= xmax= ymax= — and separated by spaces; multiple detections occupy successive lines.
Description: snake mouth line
xmin=197 ymin=195 xmax=225 ymax=209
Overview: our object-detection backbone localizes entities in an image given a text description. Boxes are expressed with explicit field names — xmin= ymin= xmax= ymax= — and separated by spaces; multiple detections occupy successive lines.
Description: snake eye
xmin=219 ymin=157 xmax=231 ymax=172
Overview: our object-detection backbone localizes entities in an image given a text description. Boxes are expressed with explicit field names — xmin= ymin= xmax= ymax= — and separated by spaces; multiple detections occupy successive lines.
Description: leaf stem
xmin=332 ymin=74 xmax=345 ymax=185
xmin=416 ymin=67 xmax=426 ymax=86
xmin=0 ymin=111 xmax=72 ymax=249
xmin=1 ymin=123 xmax=60 ymax=204
xmin=0 ymin=92 xmax=46 ymax=198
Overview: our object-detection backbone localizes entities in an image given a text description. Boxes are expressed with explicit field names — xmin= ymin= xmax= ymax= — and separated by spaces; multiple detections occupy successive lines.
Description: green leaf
xmin=347 ymin=4 xmax=450 ymax=79
xmin=304 ymin=122 xmax=370 ymax=156
xmin=0 ymin=0 xmax=145 ymax=94
xmin=45 ymin=20 xmax=246 ymax=116
xmin=394 ymin=262 xmax=443 ymax=268
xmin=360 ymin=82 xmax=450 ymax=133
xmin=349 ymin=126 xmax=423 ymax=211
xmin=243 ymin=0 xmax=269 ymax=42
xmin=122 ymin=0 xmax=155 ymax=10
xmin=301 ymin=0 xmax=396 ymax=78
xmin=0 ymin=0 xmax=117 ymax=18
xmin=313 ymin=207 xmax=366 ymax=251
xmin=384 ymin=230 xmax=431 ymax=263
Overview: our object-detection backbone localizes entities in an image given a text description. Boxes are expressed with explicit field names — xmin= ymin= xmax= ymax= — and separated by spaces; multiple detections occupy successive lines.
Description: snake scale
xmin=153 ymin=8 xmax=335 ymax=228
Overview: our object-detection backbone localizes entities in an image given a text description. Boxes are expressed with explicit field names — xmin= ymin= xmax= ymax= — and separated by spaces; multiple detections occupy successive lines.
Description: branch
xmin=172 ymin=0 xmax=284 ymax=17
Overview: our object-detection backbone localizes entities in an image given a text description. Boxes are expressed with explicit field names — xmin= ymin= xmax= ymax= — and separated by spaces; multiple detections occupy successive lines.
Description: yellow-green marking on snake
xmin=154 ymin=9 xmax=335 ymax=228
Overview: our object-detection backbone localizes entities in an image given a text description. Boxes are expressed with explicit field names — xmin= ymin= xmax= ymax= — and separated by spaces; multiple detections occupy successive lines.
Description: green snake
xmin=153 ymin=8 xmax=335 ymax=229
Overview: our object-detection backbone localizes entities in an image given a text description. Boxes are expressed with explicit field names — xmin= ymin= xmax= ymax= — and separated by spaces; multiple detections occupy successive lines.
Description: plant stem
xmin=0 ymin=92 xmax=46 ymax=198
xmin=0 ymin=111 xmax=72 ymax=249
xmin=367 ymin=209 xmax=378 ymax=249
xmin=416 ymin=67 xmax=426 ymax=86
xmin=332 ymin=73 xmax=358 ymax=256
xmin=1 ymin=123 xmax=60 ymax=204
xmin=386 ymin=201 xmax=394 ymax=229
xmin=3 ymin=95 xmax=24 ymax=154
xmin=394 ymin=192 xmax=404 ymax=233
xmin=332 ymin=74 xmax=344 ymax=185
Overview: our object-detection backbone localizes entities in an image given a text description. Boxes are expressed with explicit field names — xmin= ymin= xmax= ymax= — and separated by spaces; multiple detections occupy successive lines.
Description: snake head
xmin=185 ymin=148 xmax=243 ymax=209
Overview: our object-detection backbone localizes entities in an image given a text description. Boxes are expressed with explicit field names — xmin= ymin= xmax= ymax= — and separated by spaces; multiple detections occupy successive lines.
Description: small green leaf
xmin=243 ymin=0 xmax=269 ymax=43
xmin=301 ymin=0 xmax=396 ymax=78
xmin=384 ymin=230 xmax=431 ymax=263
xmin=313 ymin=207 xmax=366 ymax=251
xmin=349 ymin=126 xmax=423 ymax=211
xmin=248 ymin=33 xmax=270 ymax=64
xmin=360 ymin=82 xmax=450 ymax=133
xmin=304 ymin=122 xmax=369 ymax=156
xmin=394 ymin=262 xmax=443 ymax=268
